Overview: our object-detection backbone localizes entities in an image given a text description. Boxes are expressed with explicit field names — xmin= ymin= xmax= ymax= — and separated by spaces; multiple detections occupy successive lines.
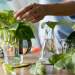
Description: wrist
xmin=40 ymin=4 xmax=52 ymax=15
xmin=38 ymin=4 xmax=50 ymax=16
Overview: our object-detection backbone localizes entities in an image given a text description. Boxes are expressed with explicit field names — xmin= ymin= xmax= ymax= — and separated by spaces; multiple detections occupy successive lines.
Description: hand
xmin=14 ymin=3 xmax=47 ymax=23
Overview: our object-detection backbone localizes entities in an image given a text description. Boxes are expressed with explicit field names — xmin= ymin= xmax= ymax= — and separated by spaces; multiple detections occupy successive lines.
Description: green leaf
xmin=0 ymin=10 xmax=16 ymax=27
xmin=54 ymin=59 xmax=65 ymax=70
xmin=72 ymin=53 xmax=75 ymax=64
xmin=53 ymin=53 xmax=72 ymax=70
xmin=3 ymin=63 xmax=14 ymax=73
xmin=65 ymin=60 xmax=74 ymax=71
xmin=48 ymin=54 xmax=64 ymax=65
xmin=49 ymin=53 xmax=73 ymax=71
xmin=15 ymin=22 xmax=34 ymax=40
xmin=46 ymin=22 xmax=57 ymax=29
xmin=23 ymin=21 xmax=36 ymax=37
xmin=30 ymin=61 xmax=46 ymax=75
xmin=0 ymin=10 xmax=35 ymax=45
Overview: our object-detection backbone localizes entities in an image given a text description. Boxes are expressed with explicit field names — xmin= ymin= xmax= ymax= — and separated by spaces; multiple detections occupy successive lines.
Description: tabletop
xmin=0 ymin=64 xmax=75 ymax=75
xmin=0 ymin=53 xmax=75 ymax=75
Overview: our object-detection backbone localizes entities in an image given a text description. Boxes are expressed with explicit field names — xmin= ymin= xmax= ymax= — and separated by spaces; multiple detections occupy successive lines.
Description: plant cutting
xmin=38 ymin=18 xmax=75 ymax=74
xmin=0 ymin=10 xmax=35 ymax=53
xmin=40 ymin=18 xmax=74 ymax=53
xmin=30 ymin=61 xmax=46 ymax=75
xmin=0 ymin=10 xmax=34 ymax=42
xmin=32 ymin=18 xmax=75 ymax=75
xmin=0 ymin=10 xmax=36 ymax=66
xmin=47 ymin=20 xmax=75 ymax=74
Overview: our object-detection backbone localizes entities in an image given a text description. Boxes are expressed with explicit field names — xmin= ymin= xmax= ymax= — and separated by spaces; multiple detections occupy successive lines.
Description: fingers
xmin=20 ymin=9 xmax=40 ymax=22
xmin=31 ymin=15 xmax=44 ymax=23
xmin=22 ymin=10 xmax=38 ymax=19
xmin=14 ymin=3 xmax=44 ymax=23
xmin=24 ymin=14 xmax=44 ymax=23
xmin=19 ymin=9 xmax=44 ymax=23
xmin=22 ymin=14 xmax=39 ymax=23
xmin=14 ymin=3 xmax=37 ymax=18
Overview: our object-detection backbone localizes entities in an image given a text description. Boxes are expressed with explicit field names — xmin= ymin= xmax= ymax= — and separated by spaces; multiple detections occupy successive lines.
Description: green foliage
xmin=47 ymin=19 xmax=75 ymax=73
xmin=30 ymin=61 xmax=46 ymax=75
xmin=3 ymin=63 xmax=30 ymax=73
xmin=0 ymin=10 xmax=16 ymax=27
xmin=46 ymin=22 xmax=57 ymax=29
xmin=46 ymin=19 xmax=74 ymax=29
xmin=54 ymin=53 xmax=72 ymax=70
xmin=49 ymin=48 xmax=75 ymax=73
xmin=0 ymin=10 xmax=34 ymax=46
xmin=3 ymin=63 xmax=14 ymax=73
xmin=48 ymin=54 xmax=64 ymax=65
xmin=15 ymin=21 xmax=34 ymax=40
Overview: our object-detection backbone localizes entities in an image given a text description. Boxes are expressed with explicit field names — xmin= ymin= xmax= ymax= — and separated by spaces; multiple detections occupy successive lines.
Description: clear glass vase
xmin=0 ymin=31 xmax=22 ymax=65
xmin=39 ymin=27 xmax=54 ymax=64
xmin=2 ymin=41 xmax=21 ymax=65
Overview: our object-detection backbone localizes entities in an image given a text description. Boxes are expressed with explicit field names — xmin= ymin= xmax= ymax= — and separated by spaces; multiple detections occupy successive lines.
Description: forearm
xmin=43 ymin=1 xmax=75 ymax=16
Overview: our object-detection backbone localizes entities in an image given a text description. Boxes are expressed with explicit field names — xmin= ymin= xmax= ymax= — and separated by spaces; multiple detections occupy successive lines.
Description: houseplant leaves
xmin=0 ymin=10 xmax=34 ymax=45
